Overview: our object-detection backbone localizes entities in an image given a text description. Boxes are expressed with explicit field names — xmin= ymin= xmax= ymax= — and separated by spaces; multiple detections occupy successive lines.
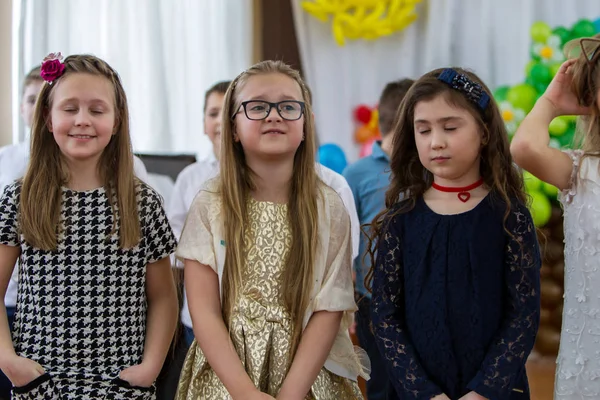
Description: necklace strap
xmin=431 ymin=178 xmax=484 ymax=193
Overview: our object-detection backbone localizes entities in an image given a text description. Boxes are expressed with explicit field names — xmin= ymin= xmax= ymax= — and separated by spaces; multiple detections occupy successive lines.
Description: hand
xmin=541 ymin=58 xmax=592 ymax=116
xmin=459 ymin=391 xmax=488 ymax=400
xmin=242 ymin=391 xmax=276 ymax=400
xmin=349 ymin=312 xmax=357 ymax=335
xmin=119 ymin=363 xmax=157 ymax=388
xmin=1 ymin=355 xmax=45 ymax=387
xmin=431 ymin=395 xmax=451 ymax=400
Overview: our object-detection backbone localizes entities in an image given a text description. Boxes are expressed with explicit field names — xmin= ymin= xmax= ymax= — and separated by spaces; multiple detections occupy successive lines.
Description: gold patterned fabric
xmin=176 ymin=198 xmax=363 ymax=400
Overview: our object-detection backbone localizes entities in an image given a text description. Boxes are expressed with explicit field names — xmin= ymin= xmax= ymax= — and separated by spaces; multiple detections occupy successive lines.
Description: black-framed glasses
xmin=236 ymin=100 xmax=305 ymax=121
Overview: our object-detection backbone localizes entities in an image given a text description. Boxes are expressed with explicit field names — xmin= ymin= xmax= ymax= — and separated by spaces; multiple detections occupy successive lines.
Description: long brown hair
xmin=565 ymin=34 xmax=600 ymax=153
xmin=365 ymin=67 xmax=526 ymax=289
xmin=218 ymin=60 xmax=320 ymax=360
xmin=21 ymin=54 xmax=140 ymax=250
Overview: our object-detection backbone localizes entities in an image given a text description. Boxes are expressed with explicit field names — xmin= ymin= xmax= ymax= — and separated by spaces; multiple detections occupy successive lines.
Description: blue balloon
xmin=317 ymin=143 xmax=347 ymax=174
xmin=594 ymin=18 xmax=600 ymax=34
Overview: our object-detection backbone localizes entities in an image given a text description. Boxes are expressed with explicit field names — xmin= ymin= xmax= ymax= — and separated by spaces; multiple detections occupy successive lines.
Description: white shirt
xmin=167 ymin=156 xmax=360 ymax=329
xmin=0 ymin=141 xmax=149 ymax=308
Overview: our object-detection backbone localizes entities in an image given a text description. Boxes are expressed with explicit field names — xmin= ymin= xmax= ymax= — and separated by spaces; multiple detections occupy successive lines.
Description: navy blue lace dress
xmin=371 ymin=194 xmax=541 ymax=400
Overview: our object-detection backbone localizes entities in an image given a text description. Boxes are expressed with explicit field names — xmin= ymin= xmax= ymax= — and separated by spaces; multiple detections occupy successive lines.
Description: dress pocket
xmin=12 ymin=373 xmax=60 ymax=400
xmin=108 ymin=377 xmax=155 ymax=400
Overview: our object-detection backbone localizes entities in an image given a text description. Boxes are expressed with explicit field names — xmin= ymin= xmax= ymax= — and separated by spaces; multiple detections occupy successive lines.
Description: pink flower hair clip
xmin=40 ymin=52 xmax=66 ymax=84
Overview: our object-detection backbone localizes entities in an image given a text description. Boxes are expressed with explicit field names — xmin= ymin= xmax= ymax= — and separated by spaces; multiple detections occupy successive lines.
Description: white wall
xmin=0 ymin=0 xmax=12 ymax=146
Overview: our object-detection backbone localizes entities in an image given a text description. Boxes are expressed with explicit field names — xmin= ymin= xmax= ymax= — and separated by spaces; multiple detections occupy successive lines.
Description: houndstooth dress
xmin=0 ymin=181 xmax=177 ymax=400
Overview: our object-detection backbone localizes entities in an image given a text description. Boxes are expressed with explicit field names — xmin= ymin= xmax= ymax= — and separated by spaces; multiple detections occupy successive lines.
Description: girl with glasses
xmin=174 ymin=60 xmax=369 ymax=400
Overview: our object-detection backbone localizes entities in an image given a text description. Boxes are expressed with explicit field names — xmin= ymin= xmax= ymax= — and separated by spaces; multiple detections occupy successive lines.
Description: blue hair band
xmin=437 ymin=68 xmax=490 ymax=111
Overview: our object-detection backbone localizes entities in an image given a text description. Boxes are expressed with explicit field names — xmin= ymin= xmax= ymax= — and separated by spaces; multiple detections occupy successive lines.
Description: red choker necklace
xmin=431 ymin=178 xmax=484 ymax=203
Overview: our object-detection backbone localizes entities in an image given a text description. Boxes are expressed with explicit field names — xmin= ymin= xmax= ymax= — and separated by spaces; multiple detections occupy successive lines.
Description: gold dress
xmin=176 ymin=198 xmax=363 ymax=400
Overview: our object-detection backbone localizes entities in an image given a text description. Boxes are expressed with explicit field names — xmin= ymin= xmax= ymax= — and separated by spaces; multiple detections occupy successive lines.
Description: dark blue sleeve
xmin=371 ymin=212 xmax=444 ymax=399
xmin=467 ymin=200 xmax=541 ymax=399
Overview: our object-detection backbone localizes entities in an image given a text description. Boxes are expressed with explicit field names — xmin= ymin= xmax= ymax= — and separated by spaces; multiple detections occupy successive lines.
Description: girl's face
xmin=48 ymin=73 xmax=116 ymax=166
xmin=413 ymin=94 xmax=482 ymax=184
xmin=232 ymin=73 xmax=305 ymax=161
xmin=204 ymin=91 xmax=225 ymax=158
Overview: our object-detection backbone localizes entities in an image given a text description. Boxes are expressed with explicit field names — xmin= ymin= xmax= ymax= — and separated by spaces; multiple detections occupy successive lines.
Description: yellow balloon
xmin=332 ymin=16 xmax=346 ymax=46
xmin=301 ymin=2 xmax=329 ymax=22
xmin=302 ymin=0 xmax=422 ymax=46
xmin=367 ymin=109 xmax=379 ymax=130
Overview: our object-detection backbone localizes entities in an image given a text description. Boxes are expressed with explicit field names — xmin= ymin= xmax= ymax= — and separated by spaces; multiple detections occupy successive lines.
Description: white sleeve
xmin=168 ymin=174 xmax=190 ymax=242
xmin=316 ymin=164 xmax=361 ymax=261
xmin=334 ymin=181 xmax=360 ymax=261
xmin=167 ymin=172 xmax=192 ymax=269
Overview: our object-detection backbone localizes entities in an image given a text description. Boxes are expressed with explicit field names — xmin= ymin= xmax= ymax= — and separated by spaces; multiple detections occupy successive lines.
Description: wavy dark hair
xmin=365 ymin=67 xmax=526 ymax=290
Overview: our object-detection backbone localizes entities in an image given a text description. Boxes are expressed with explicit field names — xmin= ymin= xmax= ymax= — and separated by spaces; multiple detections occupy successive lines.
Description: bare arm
xmin=511 ymin=59 xmax=591 ymax=190
xmin=143 ymin=257 xmax=178 ymax=372
xmin=0 ymin=244 xmax=45 ymax=387
xmin=0 ymin=244 xmax=20 ymax=361
xmin=185 ymin=259 xmax=261 ymax=399
xmin=276 ymin=310 xmax=342 ymax=400
xmin=120 ymin=256 xmax=178 ymax=386
xmin=510 ymin=97 xmax=573 ymax=189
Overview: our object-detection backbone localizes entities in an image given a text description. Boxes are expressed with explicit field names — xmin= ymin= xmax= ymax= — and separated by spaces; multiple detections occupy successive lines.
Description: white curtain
xmin=12 ymin=0 xmax=253 ymax=159
xmin=292 ymin=0 xmax=600 ymax=162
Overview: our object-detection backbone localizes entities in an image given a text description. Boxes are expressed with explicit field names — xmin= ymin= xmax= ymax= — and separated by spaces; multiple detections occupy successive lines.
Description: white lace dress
xmin=555 ymin=151 xmax=600 ymax=399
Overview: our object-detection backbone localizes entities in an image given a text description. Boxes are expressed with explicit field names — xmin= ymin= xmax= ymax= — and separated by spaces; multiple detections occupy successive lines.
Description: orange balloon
xmin=354 ymin=125 xmax=376 ymax=144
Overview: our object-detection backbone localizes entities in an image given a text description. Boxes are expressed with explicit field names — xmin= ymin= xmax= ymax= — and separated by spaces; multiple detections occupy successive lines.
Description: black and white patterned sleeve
xmin=142 ymin=186 xmax=177 ymax=264
xmin=0 ymin=182 xmax=21 ymax=247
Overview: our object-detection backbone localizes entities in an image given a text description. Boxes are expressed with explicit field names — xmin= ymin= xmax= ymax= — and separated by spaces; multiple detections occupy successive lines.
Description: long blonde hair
xmin=565 ymin=33 xmax=600 ymax=153
xmin=21 ymin=54 xmax=140 ymax=250
xmin=219 ymin=60 xmax=320 ymax=360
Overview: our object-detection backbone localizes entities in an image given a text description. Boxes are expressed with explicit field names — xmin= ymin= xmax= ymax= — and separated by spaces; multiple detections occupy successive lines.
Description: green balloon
xmin=553 ymin=26 xmax=571 ymax=45
xmin=528 ymin=190 xmax=552 ymax=227
xmin=572 ymin=19 xmax=596 ymax=39
xmin=563 ymin=115 xmax=578 ymax=123
xmin=549 ymin=63 xmax=561 ymax=78
xmin=525 ymin=76 xmax=535 ymax=87
xmin=549 ymin=116 xmax=569 ymax=136
xmin=531 ymin=21 xmax=552 ymax=43
xmin=549 ymin=138 xmax=561 ymax=149
xmin=525 ymin=60 xmax=537 ymax=77
xmin=558 ymin=128 xmax=575 ymax=148
xmin=506 ymin=84 xmax=538 ymax=113
xmin=493 ymin=85 xmax=510 ymax=102
xmin=536 ymin=83 xmax=549 ymax=94
xmin=542 ymin=181 xmax=559 ymax=200
xmin=524 ymin=171 xmax=543 ymax=192
xmin=529 ymin=63 xmax=552 ymax=85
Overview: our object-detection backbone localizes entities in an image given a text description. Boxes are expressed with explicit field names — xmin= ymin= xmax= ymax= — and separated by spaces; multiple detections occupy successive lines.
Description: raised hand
xmin=542 ymin=59 xmax=592 ymax=116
